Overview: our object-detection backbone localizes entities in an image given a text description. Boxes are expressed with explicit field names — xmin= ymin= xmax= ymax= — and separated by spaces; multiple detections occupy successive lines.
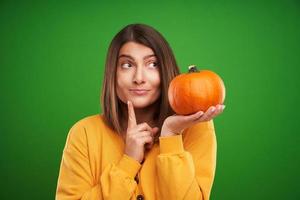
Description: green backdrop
xmin=1 ymin=0 xmax=299 ymax=199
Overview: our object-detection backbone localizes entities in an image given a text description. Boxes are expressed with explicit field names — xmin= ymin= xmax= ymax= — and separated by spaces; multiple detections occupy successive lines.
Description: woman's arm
xmin=55 ymin=121 xmax=141 ymax=200
xmin=155 ymin=120 xmax=217 ymax=200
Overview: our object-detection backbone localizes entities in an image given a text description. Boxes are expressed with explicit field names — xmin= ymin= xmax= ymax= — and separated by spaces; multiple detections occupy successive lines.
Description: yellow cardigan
xmin=55 ymin=114 xmax=217 ymax=200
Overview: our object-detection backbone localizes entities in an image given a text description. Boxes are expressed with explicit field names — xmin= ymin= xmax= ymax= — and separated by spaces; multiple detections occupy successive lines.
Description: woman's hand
xmin=124 ymin=101 xmax=160 ymax=163
xmin=160 ymin=104 xmax=225 ymax=137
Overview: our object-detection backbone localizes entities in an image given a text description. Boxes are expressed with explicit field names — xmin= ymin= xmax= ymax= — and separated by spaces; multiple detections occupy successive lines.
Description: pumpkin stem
xmin=188 ymin=65 xmax=199 ymax=73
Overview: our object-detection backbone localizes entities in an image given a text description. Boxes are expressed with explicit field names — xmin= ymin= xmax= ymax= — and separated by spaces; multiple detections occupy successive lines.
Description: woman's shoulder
xmin=69 ymin=113 xmax=111 ymax=132
xmin=182 ymin=120 xmax=216 ymax=143
xmin=66 ymin=114 xmax=112 ymax=141
xmin=191 ymin=120 xmax=215 ymax=131
xmin=71 ymin=114 xmax=102 ymax=126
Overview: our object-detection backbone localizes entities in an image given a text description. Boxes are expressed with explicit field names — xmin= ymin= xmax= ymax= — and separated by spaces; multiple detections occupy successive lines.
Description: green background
xmin=1 ymin=0 xmax=299 ymax=199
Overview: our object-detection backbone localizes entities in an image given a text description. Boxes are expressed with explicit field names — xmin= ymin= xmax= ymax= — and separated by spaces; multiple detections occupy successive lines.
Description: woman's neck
xmin=120 ymin=100 xmax=159 ymax=133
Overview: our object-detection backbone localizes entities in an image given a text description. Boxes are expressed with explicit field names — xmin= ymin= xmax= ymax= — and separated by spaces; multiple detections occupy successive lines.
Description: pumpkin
xmin=168 ymin=65 xmax=226 ymax=115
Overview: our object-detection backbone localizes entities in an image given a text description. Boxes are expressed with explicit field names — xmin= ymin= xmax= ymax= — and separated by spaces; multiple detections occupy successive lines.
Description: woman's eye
xmin=148 ymin=61 xmax=158 ymax=68
xmin=121 ymin=63 xmax=132 ymax=68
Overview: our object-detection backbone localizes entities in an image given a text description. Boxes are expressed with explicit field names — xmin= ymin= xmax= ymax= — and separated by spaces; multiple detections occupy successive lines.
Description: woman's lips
xmin=129 ymin=89 xmax=150 ymax=95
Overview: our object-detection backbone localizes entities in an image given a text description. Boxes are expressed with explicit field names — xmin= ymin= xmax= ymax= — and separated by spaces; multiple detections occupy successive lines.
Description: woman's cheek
xmin=147 ymin=69 xmax=160 ymax=86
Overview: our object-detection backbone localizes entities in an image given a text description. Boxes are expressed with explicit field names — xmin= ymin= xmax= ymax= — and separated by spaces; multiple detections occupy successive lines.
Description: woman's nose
xmin=133 ymin=66 xmax=145 ymax=84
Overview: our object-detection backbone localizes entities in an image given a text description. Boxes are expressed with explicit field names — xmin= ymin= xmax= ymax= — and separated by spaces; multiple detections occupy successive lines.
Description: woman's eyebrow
xmin=118 ymin=54 xmax=156 ymax=60
xmin=143 ymin=54 xmax=156 ymax=60
xmin=118 ymin=54 xmax=134 ymax=60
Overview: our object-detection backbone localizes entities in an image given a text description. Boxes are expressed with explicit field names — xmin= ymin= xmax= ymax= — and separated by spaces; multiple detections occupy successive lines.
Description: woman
xmin=56 ymin=23 xmax=225 ymax=200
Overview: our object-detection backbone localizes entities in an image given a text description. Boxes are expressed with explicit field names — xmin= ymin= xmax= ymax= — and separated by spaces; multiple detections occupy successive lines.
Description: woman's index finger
xmin=127 ymin=101 xmax=137 ymax=129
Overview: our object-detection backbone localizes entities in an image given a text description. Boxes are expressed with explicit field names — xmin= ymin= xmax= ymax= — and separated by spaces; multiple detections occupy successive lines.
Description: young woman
xmin=56 ymin=23 xmax=225 ymax=200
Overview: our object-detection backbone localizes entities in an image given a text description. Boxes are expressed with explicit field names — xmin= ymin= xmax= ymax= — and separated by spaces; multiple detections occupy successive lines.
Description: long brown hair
xmin=101 ymin=23 xmax=180 ymax=137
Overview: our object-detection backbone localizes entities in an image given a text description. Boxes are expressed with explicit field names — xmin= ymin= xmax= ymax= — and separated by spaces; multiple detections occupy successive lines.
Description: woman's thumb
xmin=152 ymin=127 xmax=160 ymax=135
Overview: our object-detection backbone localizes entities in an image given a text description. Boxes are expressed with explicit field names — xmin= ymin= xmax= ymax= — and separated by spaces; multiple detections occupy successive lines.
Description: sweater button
xmin=136 ymin=194 xmax=144 ymax=200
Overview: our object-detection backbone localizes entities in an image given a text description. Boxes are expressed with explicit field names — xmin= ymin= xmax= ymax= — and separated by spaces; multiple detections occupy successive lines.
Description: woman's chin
xmin=130 ymin=98 xmax=156 ymax=109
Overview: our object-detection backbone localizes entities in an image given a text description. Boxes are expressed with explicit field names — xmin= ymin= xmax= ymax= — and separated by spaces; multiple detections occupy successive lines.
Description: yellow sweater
xmin=55 ymin=114 xmax=217 ymax=200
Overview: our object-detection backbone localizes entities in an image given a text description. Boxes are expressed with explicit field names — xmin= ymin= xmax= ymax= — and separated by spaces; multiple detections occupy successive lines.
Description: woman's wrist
xmin=160 ymin=128 xmax=178 ymax=137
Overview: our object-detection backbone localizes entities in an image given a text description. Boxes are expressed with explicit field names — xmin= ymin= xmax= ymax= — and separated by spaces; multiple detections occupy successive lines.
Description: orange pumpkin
xmin=168 ymin=65 xmax=226 ymax=115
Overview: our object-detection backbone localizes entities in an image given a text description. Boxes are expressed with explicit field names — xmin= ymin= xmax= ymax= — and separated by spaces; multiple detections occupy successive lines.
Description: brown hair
xmin=100 ymin=23 xmax=180 ymax=137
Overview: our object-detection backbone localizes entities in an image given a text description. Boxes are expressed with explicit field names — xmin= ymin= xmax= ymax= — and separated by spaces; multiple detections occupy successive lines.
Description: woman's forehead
xmin=118 ymin=42 xmax=156 ymax=60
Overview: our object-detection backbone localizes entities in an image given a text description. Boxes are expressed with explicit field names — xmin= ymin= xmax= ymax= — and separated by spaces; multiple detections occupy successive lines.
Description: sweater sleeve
xmin=156 ymin=120 xmax=217 ymax=200
xmin=55 ymin=121 xmax=141 ymax=200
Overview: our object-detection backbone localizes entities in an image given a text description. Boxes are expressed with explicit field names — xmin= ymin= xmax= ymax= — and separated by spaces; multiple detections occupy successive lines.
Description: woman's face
xmin=116 ymin=41 xmax=161 ymax=109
